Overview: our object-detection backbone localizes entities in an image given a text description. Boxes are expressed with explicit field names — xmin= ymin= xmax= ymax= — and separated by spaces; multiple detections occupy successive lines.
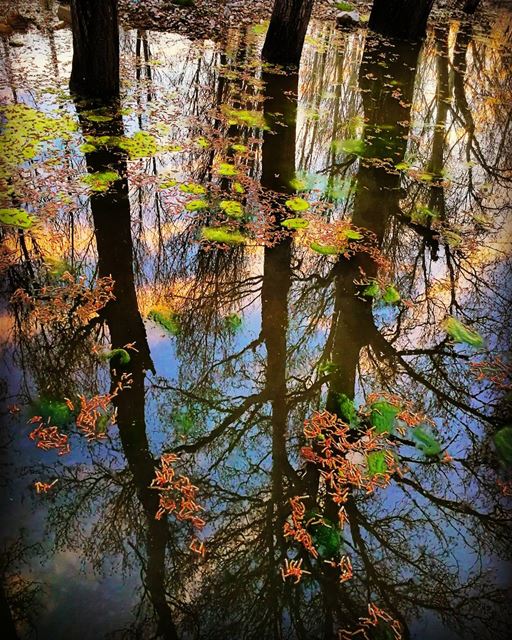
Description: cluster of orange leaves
xmin=283 ymin=495 xmax=319 ymax=559
xmin=301 ymin=410 xmax=402 ymax=528
xmin=33 ymin=479 xmax=58 ymax=493
xmin=150 ymin=453 xmax=206 ymax=556
xmin=280 ymin=558 xmax=311 ymax=584
xmin=64 ymin=374 xmax=130 ymax=441
xmin=338 ymin=602 xmax=402 ymax=640
xmin=11 ymin=273 xmax=115 ymax=326
xmin=28 ymin=416 xmax=70 ymax=456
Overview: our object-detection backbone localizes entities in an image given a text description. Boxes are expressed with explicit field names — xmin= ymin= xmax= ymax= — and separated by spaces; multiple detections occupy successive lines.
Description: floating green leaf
xmin=185 ymin=199 xmax=208 ymax=211
xmin=217 ymin=162 xmax=238 ymax=177
xmin=148 ymin=309 xmax=181 ymax=335
xmin=195 ymin=136 xmax=210 ymax=148
xmin=370 ymin=400 xmax=401 ymax=434
xmin=443 ymin=316 xmax=484 ymax=348
xmin=0 ymin=208 xmax=35 ymax=229
xmin=159 ymin=177 xmax=177 ymax=189
xmin=363 ymin=281 xmax=380 ymax=298
xmin=81 ymin=170 xmax=120 ymax=192
xmin=411 ymin=427 xmax=442 ymax=457
xmin=179 ymin=182 xmax=206 ymax=194
xmin=220 ymin=200 xmax=244 ymax=219
xmin=117 ymin=131 xmax=159 ymax=158
xmin=201 ymin=226 xmax=245 ymax=245
xmin=231 ymin=143 xmax=248 ymax=153
xmin=79 ymin=142 xmax=97 ymax=154
xmin=285 ymin=197 xmax=310 ymax=212
xmin=493 ymin=426 xmax=512 ymax=467
xmin=366 ymin=451 xmax=388 ymax=476
xmin=343 ymin=228 xmax=363 ymax=240
xmin=232 ymin=182 xmax=245 ymax=194
xmin=281 ymin=217 xmax=309 ymax=230
xmin=336 ymin=1 xmax=354 ymax=10
xmin=382 ymin=284 xmax=401 ymax=304
xmin=310 ymin=241 xmax=339 ymax=255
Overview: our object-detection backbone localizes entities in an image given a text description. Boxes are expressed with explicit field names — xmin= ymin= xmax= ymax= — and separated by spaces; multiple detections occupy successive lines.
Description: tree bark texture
xmin=262 ymin=0 xmax=314 ymax=66
xmin=369 ymin=0 xmax=435 ymax=40
xmin=70 ymin=0 xmax=119 ymax=99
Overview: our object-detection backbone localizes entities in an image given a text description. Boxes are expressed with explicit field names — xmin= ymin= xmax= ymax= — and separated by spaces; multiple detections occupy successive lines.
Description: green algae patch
xmin=442 ymin=316 xmax=484 ymax=348
xmin=366 ymin=450 xmax=388 ymax=476
xmin=0 ymin=103 xmax=77 ymax=170
xmin=0 ymin=208 xmax=35 ymax=230
xmin=220 ymin=200 xmax=244 ymax=219
xmin=117 ymin=131 xmax=159 ymax=158
xmin=148 ymin=308 xmax=181 ymax=335
xmin=81 ymin=170 xmax=120 ymax=193
xmin=31 ymin=397 xmax=74 ymax=427
xmin=100 ymin=348 xmax=131 ymax=366
xmin=201 ymin=226 xmax=246 ymax=245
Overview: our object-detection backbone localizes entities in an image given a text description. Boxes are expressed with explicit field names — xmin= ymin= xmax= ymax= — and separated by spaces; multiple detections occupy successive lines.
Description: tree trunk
xmin=262 ymin=0 xmax=314 ymax=66
xmin=463 ymin=0 xmax=480 ymax=14
xmin=369 ymin=0 xmax=434 ymax=40
xmin=70 ymin=0 xmax=119 ymax=99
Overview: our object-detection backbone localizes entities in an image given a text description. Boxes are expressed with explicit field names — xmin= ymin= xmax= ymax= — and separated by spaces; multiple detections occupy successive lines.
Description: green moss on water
xmin=148 ymin=309 xmax=181 ymax=335
xmin=201 ymin=226 xmax=246 ymax=245
xmin=0 ymin=208 xmax=35 ymax=229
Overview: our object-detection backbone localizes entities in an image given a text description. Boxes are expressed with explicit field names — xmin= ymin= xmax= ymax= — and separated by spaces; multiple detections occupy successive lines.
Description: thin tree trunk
xmin=369 ymin=0 xmax=434 ymax=40
xmin=70 ymin=0 xmax=119 ymax=98
xmin=262 ymin=0 xmax=314 ymax=66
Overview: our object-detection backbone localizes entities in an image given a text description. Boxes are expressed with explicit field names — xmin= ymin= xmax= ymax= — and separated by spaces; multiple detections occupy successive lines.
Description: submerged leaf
xmin=443 ymin=316 xmax=484 ymax=348
xmin=411 ymin=427 xmax=442 ymax=457
xmin=493 ymin=426 xmax=512 ymax=467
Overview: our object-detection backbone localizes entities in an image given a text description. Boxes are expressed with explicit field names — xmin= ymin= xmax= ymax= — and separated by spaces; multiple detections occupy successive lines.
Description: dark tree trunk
xmin=70 ymin=0 xmax=119 ymax=99
xmin=262 ymin=0 xmax=314 ymax=66
xmin=369 ymin=0 xmax=434 ymax=40
xmin=463 ymin=0 xmax=480 ymax=14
